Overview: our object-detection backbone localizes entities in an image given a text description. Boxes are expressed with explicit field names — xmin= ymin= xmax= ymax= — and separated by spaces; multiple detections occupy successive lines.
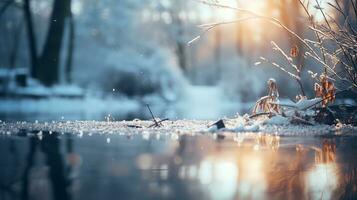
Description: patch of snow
xmin=14 ymin=85 xmax=52 ymax=96
xmin=207 ymin=125 xmax=218 ymax=133
xmin=0 ymin=119 xmax=356 ymax=137
xmin=264 ymin=115 xmax=289 ymax=125
xmin=0 ymin=68 xmax=28 ymax=77
xmin=244 ymin=123 xmax=260 ymax=132
xmin=296 ymin=98 xmax=322 ymax=110
xmin=231 ymin=121 xmax=260 ymax=132
xmin=51 ymin=85 xmax=84 ymax=97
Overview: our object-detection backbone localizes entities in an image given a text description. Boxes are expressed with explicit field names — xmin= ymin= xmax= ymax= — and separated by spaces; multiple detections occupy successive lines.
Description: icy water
xmin=0 ymin=131 xmax=357 ymax=200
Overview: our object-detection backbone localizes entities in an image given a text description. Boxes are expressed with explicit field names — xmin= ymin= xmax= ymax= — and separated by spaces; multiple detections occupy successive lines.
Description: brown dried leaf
xmin=290 ymin=45 xmax=299 ymax=58
xmin=314 ymin=75 xmax=336 ymax=107
xmin=252 ymin=79 xmax=281 ymax=114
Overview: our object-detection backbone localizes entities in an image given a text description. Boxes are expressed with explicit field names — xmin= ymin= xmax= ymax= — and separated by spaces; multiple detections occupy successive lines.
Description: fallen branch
xmin=291 ymin=116 xmax=314 ymax=126
xmin=148 ymin=118 xmax=169 ymax=128
xmin=249 ymin=112 xmax=273 ymax=119
xmin=146 ymin=104 xmax=169 ymax=128
xmin=269 ymin=102 xmax=297 ymax=108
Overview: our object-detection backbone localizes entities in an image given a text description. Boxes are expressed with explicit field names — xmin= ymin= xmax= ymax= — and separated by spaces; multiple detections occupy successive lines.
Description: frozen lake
xmin=0 ymin=123 xmax=357 ymax=200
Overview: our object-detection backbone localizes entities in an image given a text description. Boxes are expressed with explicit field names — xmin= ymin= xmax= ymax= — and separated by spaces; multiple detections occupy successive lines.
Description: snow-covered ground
xmin=1 ymin=117 xmax=356 ymax=137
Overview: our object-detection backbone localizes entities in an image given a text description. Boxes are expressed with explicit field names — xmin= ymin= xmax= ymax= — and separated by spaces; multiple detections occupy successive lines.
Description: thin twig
xmin=304 ymin=88 xmax=350 ymax=110
xmin=148 ymin=118 xmax=169 ymax=128
xmin=146 ymin=104 xmax=160 ymax=127
xmin=192 ymin=0 xmax=322 ymax=60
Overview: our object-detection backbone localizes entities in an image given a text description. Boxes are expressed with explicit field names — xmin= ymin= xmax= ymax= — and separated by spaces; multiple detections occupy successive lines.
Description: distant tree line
xmin=0 ymin=0 xmax=74 ymax=86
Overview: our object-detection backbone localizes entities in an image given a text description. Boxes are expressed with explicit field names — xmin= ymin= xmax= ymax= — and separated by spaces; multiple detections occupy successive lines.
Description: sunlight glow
xmin=305 ymin=163 xmax=338 ymax=200
xmin=198 ymin=158 xmax=238 ymax=200
xmin=244 ymin=0 xmax=266 ymax=14
xmin=309 ymin=0 xmax=334 ymax=22
xmin=197 ymin=150 xmax=268 ymax=200
xmin=72 ymin=0 xmax=83 ymax=15
xmin=237 ymin=154 xmax=266 ymax=199
xmin=214 ymin=0 xmax=238 ymax=21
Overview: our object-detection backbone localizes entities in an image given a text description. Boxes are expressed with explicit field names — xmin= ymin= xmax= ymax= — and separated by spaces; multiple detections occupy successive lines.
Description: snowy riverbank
xmin=1 ymin=118 xmax=356 ymax=137
xmin=0 ymin=85 xmax=251 ymax=121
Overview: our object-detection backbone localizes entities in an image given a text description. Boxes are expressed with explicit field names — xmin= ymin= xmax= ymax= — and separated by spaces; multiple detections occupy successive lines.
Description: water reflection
xmin=0 ymin=131 xmax=77 ymax=200
xmin=0 ymin=132 xmax=357 ymax=200
xmin=306 ymin=139 xmax=338 ymax=200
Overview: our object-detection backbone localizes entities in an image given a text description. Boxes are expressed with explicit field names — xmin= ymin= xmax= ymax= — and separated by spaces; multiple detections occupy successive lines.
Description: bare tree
xmin=192 ymin=0 xmax=357 ymax=92
xmin=65 ymin=1 xmax=75 ymax=84
xmin=0 ymin=1 xmax=23 ymax=69
xmin=235 ymin=0 xmax=243 ymax=56
xmin=0 ymin=0 xmax=13 ymax=18
xmin=23 ymin=0 xmax=38 ymax=78
xmin=21 ymin=0 xmax=73 ymax=86
xmin=159 ymin=0 xmax=189 ymax=74
xmin=37 ymin=0 xmax=71 ymax=86
xmin=9 ymin=19 xmax=23 ymax=68
xmin=213 ymin=8 xmax=222 ymax=83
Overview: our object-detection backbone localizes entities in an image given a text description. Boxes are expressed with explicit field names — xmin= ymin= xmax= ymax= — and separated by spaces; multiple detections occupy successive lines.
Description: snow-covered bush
xmin=69 ymin=0 xmax=186 ymax=100
xmin=97 ymin=49 xmax=185 ymax=99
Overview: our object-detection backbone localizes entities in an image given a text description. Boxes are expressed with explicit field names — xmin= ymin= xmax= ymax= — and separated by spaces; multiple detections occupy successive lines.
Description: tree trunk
xmin=176 ymin=41 xmax=187 ymax=73
xmin=38 ymin=0 xmax=70 ymax=86
xmin=214 ymin=27 xmax=221 ymax=83
xmin=65 ymin=3 xmax=74 ymax=84
xmin=23 ymin=0 xmax=38 ymax=78
xmin=235 ymin=1 xmax=243 ymax=56
xmin=171 ymin=15 xmax=187 ymax=74
xmin=9 ymin=19 xmax=23 ymax=68
xmin=0 ymin=0 xmax=13 ymax=18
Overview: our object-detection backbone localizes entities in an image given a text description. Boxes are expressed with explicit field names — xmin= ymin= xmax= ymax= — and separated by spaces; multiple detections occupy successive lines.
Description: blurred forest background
xmin=0 ymin=0 xmax=356 ymax=121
